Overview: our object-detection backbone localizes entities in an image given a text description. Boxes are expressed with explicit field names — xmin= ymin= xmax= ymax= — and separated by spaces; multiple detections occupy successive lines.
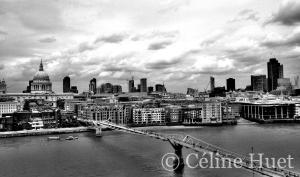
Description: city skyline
xmin=1 ymin=0 xmax=300 ymax=93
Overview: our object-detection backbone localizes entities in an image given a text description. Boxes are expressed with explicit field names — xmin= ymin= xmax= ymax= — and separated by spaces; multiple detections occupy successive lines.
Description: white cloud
xmin=0 ymin=0 xmax=299 ymax=93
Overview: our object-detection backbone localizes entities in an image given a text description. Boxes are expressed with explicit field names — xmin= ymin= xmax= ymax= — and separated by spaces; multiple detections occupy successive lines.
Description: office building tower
xmin=70 ymin=86 xmax=78 ymax=93
xmin=226 ymin=78 xmax=235 ymax=91
xmin=112 ymin=85 xmax=122 ymax=93
xmin=251 ymin=75 xmax=267 ymax=92
xmin=99 ymin=83 xmax=113 ymax=93
xmin=0 ymin=79 xmax=6 ymax=94
xmin=210 ymin=76 xmax=215 ymax=92
xmin=148 ymin=86 xmax=154 ymax=93
xmin=137 ymin=84 xmax=141 ymax=92
xmin=128 ymin=78 xmax=135 ymax=92
xmin=267 ymin=58 xmax=283 ymax=91
xmin=155 ymin=84 xmax=166 ymax=92
xmin=89 ymin=78 xmax=97 ymax=94
xmin=63 ymin=76 xmax=71 ymax=93
xmin=140 ymin=78 xmax=147 ymax=92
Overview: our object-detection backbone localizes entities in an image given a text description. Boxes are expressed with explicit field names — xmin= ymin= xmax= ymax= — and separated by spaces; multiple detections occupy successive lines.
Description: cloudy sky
xmin=0 ymin=0 xmax=300 ymax=93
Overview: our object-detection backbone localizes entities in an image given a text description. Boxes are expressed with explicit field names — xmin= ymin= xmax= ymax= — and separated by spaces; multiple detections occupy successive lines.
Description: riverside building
xmin=241 ymin=101 xmax=300 ymax=123
xmin=132 ymin=107 xmax=166 ymax=125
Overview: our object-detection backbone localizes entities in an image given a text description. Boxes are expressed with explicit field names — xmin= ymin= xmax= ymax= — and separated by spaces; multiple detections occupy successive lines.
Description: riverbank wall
xmin=0 ymin=127 xmax=91 ymax=138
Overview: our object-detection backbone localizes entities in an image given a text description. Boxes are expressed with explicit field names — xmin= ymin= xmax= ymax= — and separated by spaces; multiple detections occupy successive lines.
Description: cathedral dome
xmin=33 ymin=71 xmax=50 ymax=81
xmin=32 ymin=59 xmax=50 ymax=81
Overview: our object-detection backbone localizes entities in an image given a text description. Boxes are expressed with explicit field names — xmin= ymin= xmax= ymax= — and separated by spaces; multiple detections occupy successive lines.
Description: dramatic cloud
xmin=268 ymin=0 xmax=300 ymax=25
xmin=1 ymin=0 xmax=300 ymax=93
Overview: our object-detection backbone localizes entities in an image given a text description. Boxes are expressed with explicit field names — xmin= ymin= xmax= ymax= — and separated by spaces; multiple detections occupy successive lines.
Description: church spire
xmin=39 ymin=58 xmax=44 ymax=71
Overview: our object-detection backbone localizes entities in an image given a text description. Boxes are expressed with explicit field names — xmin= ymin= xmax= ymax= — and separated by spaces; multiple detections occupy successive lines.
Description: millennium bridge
xmin=79 ymin=118 xmax=300 ymax=177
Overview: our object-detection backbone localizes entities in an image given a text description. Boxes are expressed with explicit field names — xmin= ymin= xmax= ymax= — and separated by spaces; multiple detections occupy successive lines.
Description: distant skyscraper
xmin=148 ymin=86 xmax=154 ymax=93
xmin=23 ymin=80 xmax=33 ymax=93
xmin=137 ymin=84 xmax=141 ymax=92
xmin=128 ymin=77 xmax=135 ymax=92
xmin=112 ymin=85 xmax=122 ymax=93
xmin=210 ymin=76 xmax=215 ymax=92
xmin=140 ymin=78 xmax=147 ymax=92
xmin=0 ymin=79 xmax=7 ymax=94
xmin=251 ymin=75 xmax=267 ymax=92
xmin=99 ymin=83 xmax=113 ymax=93
xmin=155 ymin=84 xmax=166 ymax=92
xmin=63 ymin=76 xmax=71 ymax=93
xmin=294 ymin=76 xmax=299 ymax=89
xmin=226 ymin=78 xmax=235 ymax=91
xmin=70 ymin=86 xmax=78 ymax=93
xmin=89 ymin=78 xmax=97 ymax=94
xmin=267 ymin=58 xmax=283 ymax=91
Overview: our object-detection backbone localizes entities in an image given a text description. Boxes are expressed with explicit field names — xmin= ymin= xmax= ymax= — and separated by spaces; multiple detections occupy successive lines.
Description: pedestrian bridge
xmin=79 ymin=119 xmax=300 ymax=177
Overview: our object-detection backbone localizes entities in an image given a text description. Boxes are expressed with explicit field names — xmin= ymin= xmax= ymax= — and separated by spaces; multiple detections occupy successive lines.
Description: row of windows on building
xmin=77 ymin=103 xmax=236 ymax=126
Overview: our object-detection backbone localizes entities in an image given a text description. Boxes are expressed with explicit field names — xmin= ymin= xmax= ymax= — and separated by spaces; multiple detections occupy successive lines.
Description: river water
xmin=1 ymin=123 xmax=300 ymax=177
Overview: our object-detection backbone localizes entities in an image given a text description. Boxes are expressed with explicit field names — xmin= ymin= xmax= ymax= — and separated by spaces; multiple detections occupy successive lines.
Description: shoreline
xmin=0 ymin=127 xmax=90 ymax=138
xmin=134 ymin=125 xmax=204 ymax=130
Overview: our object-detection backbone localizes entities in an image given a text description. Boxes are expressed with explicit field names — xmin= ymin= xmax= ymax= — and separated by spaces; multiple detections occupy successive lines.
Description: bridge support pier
xmin=169 ymin=140 xmax=184 ymax=172
xmin=95 ymin=126 xmax=102 ymax=137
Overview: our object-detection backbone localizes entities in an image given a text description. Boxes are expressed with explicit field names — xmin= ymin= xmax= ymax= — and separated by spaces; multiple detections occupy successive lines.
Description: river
xmin=1 ymin=122 xmax=300 ymax=177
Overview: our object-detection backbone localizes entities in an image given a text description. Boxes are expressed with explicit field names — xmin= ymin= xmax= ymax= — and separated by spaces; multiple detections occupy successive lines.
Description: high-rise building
xmin=210 ymin=76 xmax=215 ymax=92
xmin=140 ymin=78 xmax=147 ymax=92
xmin=226 ymin=78 xmax=235 ymax=91
xmin=251 ymin=75 xmax=267 ymax=92
xmin=148 ymin=86 xmax=154 ymax=93
xmin=267 ymin=58 xmax=283 ymax=91
xmin=155 ymin=84 xmax=166 ymax=92
xmin=89 ymin=78 xmax=97 ymax=94
xmin=128 ymin=78 xmax=135 ymax=92
xmin=112 ymin=85 xmax=122 ymax=93
xmin=0 ymin=79 xmax=7 ymax=94
xmin=137 ymin=84 xmax=141 ymax=92
xmin=63 ymin=76 xmax=71 ymax=93
xmin=98 ymin=83 xmax=113 ymax=93
xmin=70 ymin=86 xmax=78 ymax=93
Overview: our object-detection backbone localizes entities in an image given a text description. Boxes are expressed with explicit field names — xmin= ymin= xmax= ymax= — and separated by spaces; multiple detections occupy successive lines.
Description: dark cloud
xmin=268 ymin=0 xmax=300 ymax=26
xmin=147 ymin=58 xmax=181 ymax=70
xmin=39 ymin=36 xmax=56 ymax=43
xmin=146 ymin=48 xmax=201 ymax=70
xmin=148 ymin=41 xmax=173 ymax=50
xmin=94 ymin=34 xmax=127 ymax=44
